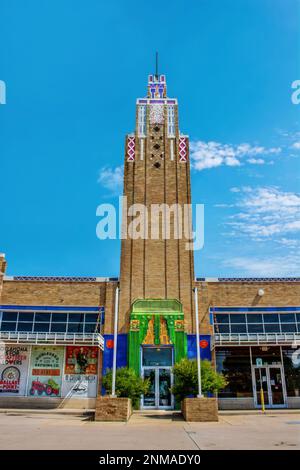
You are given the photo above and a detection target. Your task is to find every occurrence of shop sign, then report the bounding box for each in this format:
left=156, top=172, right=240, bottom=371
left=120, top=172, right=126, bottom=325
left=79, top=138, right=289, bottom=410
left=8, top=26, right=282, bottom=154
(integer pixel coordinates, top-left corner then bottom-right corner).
left=62, top=374, right=97, bottom=398
left=65, top=346, right=98, bottom=375
left=28, top=346, right=64, bottom=397
left=0, top=344, right=30, bottom=396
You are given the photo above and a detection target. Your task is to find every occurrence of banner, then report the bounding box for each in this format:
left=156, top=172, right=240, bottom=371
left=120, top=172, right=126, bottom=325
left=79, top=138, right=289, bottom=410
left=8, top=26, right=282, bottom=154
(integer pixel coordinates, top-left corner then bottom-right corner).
left=65, top=346, right=98, bottom=375
left=62, top=374, right=97, bottom=398
left=0, top=344, right=30, bottom=396
left=28, top=346, right=64, bottom=397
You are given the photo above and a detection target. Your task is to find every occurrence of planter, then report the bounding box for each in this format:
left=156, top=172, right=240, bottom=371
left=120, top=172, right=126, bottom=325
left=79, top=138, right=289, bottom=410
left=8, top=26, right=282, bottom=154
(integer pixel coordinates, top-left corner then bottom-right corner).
left=181, top=397, right=218, bottom=422
left=95, top=396, right=132, bottom=422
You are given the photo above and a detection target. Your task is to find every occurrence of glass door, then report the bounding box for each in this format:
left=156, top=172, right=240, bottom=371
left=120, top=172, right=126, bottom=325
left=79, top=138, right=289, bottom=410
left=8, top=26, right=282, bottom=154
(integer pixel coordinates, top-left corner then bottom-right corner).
left=158, top=368, right=172, bottom=407
left=143, top=369, right=156, bottom=407
left=269, top=366, right=285, bottom=406
left=141, top=346, right=173, bottom=409
left=253, top=366, right=269, bottom=407
left=252, top=365, right=286, bottom=408
left=142, top=367, right=173, bottom=409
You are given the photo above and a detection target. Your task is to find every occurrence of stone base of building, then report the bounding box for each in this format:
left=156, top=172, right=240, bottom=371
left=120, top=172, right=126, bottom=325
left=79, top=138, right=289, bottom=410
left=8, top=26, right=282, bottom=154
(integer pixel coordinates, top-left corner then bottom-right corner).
left=95, top=396, right=132, bottom=422
left=181, top=397, right=218, bottom=422
left=0, top=397, right=96, bottom=410
left=218, top=398, right=255, bottom=410
left=218, top=397, right=300, bottom=410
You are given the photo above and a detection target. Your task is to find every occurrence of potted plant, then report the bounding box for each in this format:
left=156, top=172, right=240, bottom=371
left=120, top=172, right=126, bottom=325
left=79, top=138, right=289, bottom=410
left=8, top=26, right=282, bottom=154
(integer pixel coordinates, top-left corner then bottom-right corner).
left=172, top=358, right=227, bottom=421
left=102, top=367, right=150, bottom=409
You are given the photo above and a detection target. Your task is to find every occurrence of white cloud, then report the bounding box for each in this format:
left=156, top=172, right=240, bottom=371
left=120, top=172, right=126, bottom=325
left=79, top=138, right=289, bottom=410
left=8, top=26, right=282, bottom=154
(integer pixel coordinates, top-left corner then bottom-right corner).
left=97, top=166, right=123, bottom=195
left=222, top=254, right=300, bottom=276
left=292, top=141, right=300, bottom=150
left=225, top=186, right=300, bottom=240
left=247, top=158, right=265, bottom=164
left=190, top=140, right=281, bottom=171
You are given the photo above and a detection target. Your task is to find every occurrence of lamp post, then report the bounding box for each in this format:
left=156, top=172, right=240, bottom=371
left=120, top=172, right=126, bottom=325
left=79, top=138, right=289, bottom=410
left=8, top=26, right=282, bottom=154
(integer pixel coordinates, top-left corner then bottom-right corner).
left=111, top=286, right=119, bottom=397
left=194, top=286, right=203, bottom=397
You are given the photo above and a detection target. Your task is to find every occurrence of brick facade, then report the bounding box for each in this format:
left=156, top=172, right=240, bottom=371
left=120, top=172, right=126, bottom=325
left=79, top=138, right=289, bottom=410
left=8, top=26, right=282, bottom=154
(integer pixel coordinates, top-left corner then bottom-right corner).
left=195, top=280, right=300, bottom=335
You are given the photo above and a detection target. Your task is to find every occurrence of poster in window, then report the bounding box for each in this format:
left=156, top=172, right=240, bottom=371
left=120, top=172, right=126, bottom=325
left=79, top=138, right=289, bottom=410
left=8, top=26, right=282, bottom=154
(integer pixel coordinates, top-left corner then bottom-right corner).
left=0, top=344, right=30, bottom=396
left=64, top=346, right=98, bottom=375
left=27, top=346, right=64, bottom=397
left=62, top=374, right=97, bottom=398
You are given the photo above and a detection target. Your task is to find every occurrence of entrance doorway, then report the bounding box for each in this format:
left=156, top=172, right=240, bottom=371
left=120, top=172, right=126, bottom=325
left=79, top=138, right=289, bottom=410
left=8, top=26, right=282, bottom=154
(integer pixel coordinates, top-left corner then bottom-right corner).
left=252, top=365, right=286, bottom=408
left=141, top=346, right=174, bottom=409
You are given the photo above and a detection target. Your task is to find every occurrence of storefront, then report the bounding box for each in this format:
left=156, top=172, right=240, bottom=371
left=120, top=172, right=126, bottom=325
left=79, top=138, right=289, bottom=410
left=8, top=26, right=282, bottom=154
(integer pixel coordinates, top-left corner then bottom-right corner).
left=212, top=306, right=300, bottom=409
left=0, top=305, right=104, bottom=405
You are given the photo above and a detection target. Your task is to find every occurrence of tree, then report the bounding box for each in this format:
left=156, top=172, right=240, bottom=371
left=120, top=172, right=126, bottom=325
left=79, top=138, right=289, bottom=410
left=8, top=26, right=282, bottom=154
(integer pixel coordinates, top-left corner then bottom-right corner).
left=102, top=367, right=150, bottom=408
left=171, top=358, right=227, bottom=402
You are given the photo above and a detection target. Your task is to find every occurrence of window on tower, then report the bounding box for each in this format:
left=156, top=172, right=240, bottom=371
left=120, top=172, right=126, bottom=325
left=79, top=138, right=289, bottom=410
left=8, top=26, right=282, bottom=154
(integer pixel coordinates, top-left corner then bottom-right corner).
left=167, top=105, right=175, bottom=137
left=138, top=105, right=146, bottom=137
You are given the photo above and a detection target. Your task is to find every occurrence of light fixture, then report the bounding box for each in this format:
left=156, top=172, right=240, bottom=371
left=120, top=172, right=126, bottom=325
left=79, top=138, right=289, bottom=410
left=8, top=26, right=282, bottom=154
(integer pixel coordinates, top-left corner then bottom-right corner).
left=258, top=288, right=265, bottom=297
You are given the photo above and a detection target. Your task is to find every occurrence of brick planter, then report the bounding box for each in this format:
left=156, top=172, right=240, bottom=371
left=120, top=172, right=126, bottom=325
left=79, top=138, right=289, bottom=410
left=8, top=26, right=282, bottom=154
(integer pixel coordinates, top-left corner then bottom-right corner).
left=182, top=397, right=218, bottom=422
left=95, top=396, right=132, bottom=422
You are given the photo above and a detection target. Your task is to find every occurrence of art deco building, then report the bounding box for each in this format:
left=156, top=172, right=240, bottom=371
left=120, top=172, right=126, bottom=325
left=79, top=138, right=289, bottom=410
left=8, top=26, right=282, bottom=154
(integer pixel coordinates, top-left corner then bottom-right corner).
left=0, top=73, right=299, bottom=411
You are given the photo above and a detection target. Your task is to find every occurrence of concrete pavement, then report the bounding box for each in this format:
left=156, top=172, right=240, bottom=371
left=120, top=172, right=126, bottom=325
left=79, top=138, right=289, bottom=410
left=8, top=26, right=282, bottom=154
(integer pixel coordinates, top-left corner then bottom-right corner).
left=0, top=411, right=299, bottom=450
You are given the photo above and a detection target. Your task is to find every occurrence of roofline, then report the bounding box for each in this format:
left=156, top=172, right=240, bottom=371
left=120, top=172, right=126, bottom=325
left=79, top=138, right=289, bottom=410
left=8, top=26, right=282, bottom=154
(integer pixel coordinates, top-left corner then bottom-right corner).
left=3, top=276, right=119, bottom=283
left=196, top=277, right=300, bottom=283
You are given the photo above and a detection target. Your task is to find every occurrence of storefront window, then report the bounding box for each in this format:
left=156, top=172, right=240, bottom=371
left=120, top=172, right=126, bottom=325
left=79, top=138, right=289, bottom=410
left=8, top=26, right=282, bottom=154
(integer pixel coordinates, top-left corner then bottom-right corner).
left=17, top=322, right=33, bottom=332
left=1, top=321, right=16, bottom=331
left=50, top=323, right=67, bottom=333
left=247, top=314, right=262, bottom=323
left=0, top=310, right=100, bottom=334
left=214, top=312, right=299, bottom=334
left=216, top=347, right=253, bottom=398
left=251, top=346, right=281, bottom=365
left=282, top=348, right=300, bottom=397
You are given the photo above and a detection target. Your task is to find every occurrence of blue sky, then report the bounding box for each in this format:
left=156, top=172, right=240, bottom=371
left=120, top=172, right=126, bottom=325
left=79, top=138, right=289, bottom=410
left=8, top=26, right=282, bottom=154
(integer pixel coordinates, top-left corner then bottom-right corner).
left=0, top=0, right=300, bottom=278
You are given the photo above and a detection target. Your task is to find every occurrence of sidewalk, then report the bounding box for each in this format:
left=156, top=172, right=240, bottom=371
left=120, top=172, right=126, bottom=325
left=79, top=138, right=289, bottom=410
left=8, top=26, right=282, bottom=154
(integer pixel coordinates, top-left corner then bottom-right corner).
left=0, top=407, right=298, bottom=417
left=0, top=411, right=299, bottom=449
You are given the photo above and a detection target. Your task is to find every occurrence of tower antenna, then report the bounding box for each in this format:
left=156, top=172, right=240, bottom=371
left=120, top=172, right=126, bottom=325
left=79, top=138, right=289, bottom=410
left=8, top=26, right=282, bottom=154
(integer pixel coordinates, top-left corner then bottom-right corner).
left=155, top=52, right=158, bottom=78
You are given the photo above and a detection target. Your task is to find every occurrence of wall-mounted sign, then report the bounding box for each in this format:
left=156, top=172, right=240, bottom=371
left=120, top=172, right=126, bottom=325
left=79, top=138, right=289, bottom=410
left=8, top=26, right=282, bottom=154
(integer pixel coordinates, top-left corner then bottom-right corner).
left=65, top=346, right=98, bottom=375
left=0, top=344, right=30, bottom=396
left=28, top=346, right=64, bottom=397
left=62, top=374, right=97, bottom=398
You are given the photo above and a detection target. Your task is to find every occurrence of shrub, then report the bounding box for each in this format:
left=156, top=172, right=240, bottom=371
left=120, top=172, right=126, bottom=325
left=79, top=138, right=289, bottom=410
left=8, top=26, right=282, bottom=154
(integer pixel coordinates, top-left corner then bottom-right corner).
left=102, top=367, right=150, bottom=409
left=171, top=358, right=227, bottom=402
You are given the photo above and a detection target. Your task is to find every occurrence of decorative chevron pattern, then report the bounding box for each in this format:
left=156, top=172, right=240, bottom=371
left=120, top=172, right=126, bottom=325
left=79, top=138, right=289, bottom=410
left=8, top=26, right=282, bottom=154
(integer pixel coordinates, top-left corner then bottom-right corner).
left=127, top=136, right=135, bottom=161
left=178, top=136, right=188, bottom=162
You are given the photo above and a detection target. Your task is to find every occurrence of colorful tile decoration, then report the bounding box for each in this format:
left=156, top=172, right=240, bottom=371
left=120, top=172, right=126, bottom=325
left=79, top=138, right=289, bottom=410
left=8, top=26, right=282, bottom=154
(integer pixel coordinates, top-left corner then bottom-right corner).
left=178, top=136, right=188, bottom=162
left=150, top=104, right=164, bottom=124
left=127, top=136, right=135, bottom=161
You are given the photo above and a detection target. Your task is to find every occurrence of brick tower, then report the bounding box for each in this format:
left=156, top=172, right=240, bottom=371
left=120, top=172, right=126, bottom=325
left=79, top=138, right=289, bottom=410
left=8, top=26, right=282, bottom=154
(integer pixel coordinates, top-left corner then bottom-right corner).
left=119, top=73, right=195, bottom=334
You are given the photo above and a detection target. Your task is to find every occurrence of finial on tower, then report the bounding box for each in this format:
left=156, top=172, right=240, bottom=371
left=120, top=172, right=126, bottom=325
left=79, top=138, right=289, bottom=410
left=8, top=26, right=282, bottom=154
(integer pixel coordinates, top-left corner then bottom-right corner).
left=147, top=54, right=166, bottom=98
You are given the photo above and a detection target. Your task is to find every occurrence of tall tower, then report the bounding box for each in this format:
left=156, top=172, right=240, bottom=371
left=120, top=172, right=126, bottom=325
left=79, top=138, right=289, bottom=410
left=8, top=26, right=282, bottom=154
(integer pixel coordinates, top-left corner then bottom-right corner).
left=119, top=72, right=195, bottom=333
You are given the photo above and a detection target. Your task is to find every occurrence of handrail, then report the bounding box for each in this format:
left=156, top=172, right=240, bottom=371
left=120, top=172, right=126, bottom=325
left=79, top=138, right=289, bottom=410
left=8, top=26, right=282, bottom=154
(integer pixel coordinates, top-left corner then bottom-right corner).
left=0, top=331, right=104, bottom=350
left=214, top=332, right=300, bottom=346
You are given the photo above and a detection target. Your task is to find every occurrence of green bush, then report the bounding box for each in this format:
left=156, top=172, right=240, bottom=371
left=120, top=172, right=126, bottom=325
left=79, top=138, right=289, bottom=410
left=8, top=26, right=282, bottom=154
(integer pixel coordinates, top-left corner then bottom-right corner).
left=171, top=358, right=227, bottom=402
left=102, top=367, right=150, bottom=409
